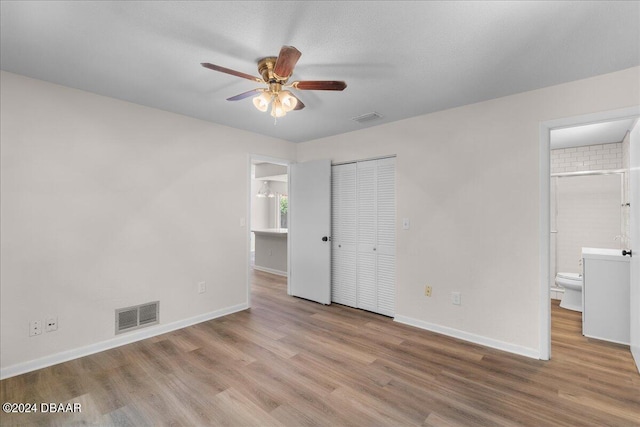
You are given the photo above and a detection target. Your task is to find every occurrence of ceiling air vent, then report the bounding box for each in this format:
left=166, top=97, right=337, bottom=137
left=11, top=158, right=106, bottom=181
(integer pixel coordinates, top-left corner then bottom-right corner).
left=116, top=301, right=159, bottom=334
left=351, top=112, right=383, bottom=124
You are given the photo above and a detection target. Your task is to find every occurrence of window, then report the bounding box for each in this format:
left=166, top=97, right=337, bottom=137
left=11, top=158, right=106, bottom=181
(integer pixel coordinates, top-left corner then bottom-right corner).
left=277, top=194, right=288, bottom=229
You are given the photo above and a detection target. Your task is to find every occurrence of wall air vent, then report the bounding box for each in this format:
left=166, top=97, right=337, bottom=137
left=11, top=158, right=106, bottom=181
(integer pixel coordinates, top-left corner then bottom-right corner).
left=116, top=301, right=159, bottom=334
left=351, top=112, right=383, bottom=124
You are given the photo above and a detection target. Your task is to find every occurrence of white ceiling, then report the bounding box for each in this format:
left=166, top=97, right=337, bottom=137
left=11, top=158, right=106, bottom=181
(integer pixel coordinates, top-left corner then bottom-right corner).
left=550, top=118, right=637, bottom=150
left=1, top=1, right=639, bottom=143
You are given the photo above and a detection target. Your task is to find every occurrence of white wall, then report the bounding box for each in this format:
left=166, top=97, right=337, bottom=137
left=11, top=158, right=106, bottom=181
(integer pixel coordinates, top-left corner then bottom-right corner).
left=251, top=179, right=287, bottom=231
left=251, top=177, right=270, bottom=231
left=0, top=71, right=295, bottom=376
left=297, top=67, right=640, bottom=357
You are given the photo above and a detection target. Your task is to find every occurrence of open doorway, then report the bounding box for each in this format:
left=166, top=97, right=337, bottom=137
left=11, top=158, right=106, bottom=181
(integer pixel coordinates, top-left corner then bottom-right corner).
left=247, top=155, right=290, bottom=306
left=539, top=107, right=640, bottom=360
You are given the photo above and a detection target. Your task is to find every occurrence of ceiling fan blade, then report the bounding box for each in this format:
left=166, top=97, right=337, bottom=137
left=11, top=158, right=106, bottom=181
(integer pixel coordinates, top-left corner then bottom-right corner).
left=293, top=95, right=305, bottom=111
left=226, top=88, right=264, bottom=101
left=273, top=46, right=302, bottom=79
left=291, top=80, right=347, bottom=91
left=201, top=62, right=263, bottom=83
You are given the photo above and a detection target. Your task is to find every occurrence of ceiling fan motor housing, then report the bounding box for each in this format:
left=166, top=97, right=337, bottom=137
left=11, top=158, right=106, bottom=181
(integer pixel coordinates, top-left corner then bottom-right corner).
left=258, top=57, right=287, bottom=83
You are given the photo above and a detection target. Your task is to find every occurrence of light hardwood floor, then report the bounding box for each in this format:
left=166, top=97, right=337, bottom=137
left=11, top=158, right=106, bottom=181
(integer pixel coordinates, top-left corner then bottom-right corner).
left=2, top=270, right=639, bottom=426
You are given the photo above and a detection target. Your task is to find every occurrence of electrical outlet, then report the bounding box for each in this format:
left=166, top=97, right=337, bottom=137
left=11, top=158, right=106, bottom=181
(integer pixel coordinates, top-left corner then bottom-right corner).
left=29, top=320, right=42, bottom=337
left=425, top=285, right=432, bottom=297
left=198, top=281, right=206, bottom=294
left=45, top=317, right=58, bottom=332
left=452, top=292, right=461, bottom=305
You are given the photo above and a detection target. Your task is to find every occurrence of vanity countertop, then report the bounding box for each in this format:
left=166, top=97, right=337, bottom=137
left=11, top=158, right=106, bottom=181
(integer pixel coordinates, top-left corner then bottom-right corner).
left=582, top=247, right=630, bottom=262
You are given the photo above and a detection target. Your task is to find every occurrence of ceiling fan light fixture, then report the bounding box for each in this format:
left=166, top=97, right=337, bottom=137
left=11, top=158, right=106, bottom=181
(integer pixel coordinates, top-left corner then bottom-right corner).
left=270, top=96, right=286, bottom=118
left=278, top=90, right=298, bottom=112
left=202, top=45, right=346, bottom=120
left=252, top=91, right=271, bottom=112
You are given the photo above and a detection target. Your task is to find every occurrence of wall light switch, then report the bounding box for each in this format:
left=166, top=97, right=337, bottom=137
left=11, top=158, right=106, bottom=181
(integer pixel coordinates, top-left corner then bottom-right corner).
left=402, top=218, right=410, bottom=230
left=198, top=281, right=206, bottom=294
left=452, top=292, right=461, bottom=305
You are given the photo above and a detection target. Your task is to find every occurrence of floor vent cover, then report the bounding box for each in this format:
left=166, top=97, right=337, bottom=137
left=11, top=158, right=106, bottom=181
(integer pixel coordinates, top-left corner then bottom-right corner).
left=116, top=301, right=159, bottom=334
left=351, top=112, right=383, bottom=124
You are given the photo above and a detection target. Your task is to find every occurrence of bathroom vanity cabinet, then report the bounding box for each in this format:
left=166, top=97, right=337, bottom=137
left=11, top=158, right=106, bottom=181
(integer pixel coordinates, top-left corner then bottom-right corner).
left=582, top=248, right=631, bottom=345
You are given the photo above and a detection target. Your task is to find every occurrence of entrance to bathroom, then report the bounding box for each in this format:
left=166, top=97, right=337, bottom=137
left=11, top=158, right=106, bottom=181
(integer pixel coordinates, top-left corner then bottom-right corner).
left=540, top=107, right=640, bottom=370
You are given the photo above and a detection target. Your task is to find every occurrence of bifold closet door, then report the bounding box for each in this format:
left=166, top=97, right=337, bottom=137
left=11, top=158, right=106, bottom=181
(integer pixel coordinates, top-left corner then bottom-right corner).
left=331, top=157, right=395, bottom=316
left=356, top=158, right=396, bottom=316
left=331, top=163, right=357, bottom=307
left=357, top=160, right=378, bottom=312
left=375, top=157, right=395, bottom=317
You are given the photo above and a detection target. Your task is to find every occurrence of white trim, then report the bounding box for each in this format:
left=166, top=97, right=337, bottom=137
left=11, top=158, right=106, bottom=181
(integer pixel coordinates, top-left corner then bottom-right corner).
left=539, top=122, right=551, bottom=360
left=246, top=155, right=252, bottom=309
left=0, top=303, right=248, bottom=380
left=584, top=333, right=629, bottom=347
left=332, top=154, right=397, bottom=166
left=252, top=266, right=288, bottom=277
left=539, top=106, right=640, bottom=362
left=394, top=315, right=540, bottom=360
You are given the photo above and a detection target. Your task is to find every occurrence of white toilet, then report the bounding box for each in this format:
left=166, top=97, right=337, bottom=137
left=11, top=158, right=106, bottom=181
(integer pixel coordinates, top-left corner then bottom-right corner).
left=555, top=272, right=583, bottom=312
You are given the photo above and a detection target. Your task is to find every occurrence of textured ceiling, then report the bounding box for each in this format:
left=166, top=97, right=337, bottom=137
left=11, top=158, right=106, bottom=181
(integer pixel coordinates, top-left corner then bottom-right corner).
left=1, top=1, right=639, bottom=143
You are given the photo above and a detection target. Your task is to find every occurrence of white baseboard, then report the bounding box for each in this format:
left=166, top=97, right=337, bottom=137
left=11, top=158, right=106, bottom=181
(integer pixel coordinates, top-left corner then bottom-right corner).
left=583, top=333, right=629, bottom=346
left=253, top=265, right=287, bottom=277
left=394, top=315, right=540, bottom=360
left=0, top=302, right=248, bottom=380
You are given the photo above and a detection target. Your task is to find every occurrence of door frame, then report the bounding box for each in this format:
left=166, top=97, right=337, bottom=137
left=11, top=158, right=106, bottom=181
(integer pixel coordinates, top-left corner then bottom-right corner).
left=246, top=154, right=291, bottom=308
left=538, top=106, right=640, bottom=360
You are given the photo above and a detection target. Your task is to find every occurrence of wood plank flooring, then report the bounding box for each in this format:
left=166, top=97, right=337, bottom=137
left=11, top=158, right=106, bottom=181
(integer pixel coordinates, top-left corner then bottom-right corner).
left=2, top=270, right=639, bottom=426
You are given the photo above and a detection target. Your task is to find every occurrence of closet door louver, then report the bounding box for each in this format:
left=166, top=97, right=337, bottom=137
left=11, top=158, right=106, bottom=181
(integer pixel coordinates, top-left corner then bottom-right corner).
left=357, top=160, right=378, bottom=312
left=375, top=157, right=395, bottom=316
left=331, top=163, right=357, bottom=307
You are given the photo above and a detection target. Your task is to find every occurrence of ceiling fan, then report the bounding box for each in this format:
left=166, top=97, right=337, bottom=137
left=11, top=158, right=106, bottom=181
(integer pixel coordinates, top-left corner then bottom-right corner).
left=201, top=46, right=347, bottom=119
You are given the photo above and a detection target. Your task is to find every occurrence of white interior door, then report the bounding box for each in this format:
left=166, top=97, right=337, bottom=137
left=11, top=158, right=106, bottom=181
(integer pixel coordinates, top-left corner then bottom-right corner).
left=289, top=159, right=331, bottom=304
left=629, top=120, right=640, bottom=372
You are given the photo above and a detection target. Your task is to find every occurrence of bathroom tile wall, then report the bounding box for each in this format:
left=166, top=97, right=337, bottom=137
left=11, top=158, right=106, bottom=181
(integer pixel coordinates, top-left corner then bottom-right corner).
left=622, top=131, right=631, bottom=247
left=551, top=142, right=622, bottom=174
left=555, top=173, right=622, bottom=275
